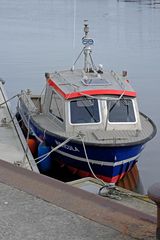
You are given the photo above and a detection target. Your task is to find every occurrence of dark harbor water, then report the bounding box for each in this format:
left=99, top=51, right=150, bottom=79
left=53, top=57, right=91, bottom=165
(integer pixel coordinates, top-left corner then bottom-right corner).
left=0, top=0, right=159, bottom=192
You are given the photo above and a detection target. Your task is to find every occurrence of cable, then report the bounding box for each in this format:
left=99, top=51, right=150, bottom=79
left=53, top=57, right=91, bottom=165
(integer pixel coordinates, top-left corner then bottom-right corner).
left=35, top=135, right=80, bottom=165
left=22, top=115, right=30, bottom=166
left=79, top=135, right=105, bottom=186
left=0, top=94, right=19, bottom=107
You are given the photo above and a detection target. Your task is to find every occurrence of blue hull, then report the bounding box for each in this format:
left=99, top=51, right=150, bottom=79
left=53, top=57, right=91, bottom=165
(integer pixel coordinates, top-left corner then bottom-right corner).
left=29, top=119, right=144, bottom=183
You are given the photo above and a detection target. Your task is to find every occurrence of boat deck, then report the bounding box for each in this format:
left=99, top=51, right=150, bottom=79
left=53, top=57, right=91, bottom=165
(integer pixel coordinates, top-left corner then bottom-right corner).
left=32, top=112, right=156, bottom=146
left=0, top=81, right=39, bottom=172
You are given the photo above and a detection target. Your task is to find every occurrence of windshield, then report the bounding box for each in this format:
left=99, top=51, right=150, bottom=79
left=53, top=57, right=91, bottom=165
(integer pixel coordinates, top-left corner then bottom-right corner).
left=107, top=99, right=136, bottom=123
left=70, top=98, right=100, bottom=124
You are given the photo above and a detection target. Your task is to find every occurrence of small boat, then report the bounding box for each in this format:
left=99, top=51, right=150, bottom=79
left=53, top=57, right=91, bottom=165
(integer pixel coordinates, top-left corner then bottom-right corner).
left=17, top=21, right=156, bottom=183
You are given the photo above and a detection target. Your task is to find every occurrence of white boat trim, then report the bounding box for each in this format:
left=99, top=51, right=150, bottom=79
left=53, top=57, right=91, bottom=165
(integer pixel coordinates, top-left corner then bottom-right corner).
left=54, top=148, right=141, bottom=167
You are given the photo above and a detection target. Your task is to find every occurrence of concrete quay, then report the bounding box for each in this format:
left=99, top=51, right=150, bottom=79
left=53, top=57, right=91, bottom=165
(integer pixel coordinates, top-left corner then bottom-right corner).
left=0, top=159, right=157, bottom=240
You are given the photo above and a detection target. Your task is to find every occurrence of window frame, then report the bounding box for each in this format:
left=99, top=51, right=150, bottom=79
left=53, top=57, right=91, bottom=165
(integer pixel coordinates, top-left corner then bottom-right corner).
left=107, top=98, right=137, bottom=124
left=68, top=97, right=102, bottom=125
left=49, top=90, right=64, bottom=123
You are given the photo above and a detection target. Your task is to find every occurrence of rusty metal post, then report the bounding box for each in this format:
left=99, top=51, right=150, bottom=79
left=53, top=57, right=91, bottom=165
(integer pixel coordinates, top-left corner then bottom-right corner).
left=148, top=183, right=160, bottom=239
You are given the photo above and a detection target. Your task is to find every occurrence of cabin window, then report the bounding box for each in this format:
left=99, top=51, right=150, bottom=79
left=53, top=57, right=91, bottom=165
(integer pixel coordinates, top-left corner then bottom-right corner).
left=107, top=99, right=136, bottom=123
left=70, top=98, right=100, bottom=124
left=49, top=91, right=64, bottom=122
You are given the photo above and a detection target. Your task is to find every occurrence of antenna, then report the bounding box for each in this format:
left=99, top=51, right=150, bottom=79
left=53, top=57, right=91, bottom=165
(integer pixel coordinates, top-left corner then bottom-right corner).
left=71, top=20, right=95, bottom=72
left=84, top=20, right=89, bottom=38
left=72, top=0, right=77, bottom=61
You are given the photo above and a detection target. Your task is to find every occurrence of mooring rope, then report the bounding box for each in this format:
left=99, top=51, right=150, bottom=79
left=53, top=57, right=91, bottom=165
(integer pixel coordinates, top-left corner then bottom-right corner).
left=0, top=93, right=19, bottom=107
left=79, top=134, right=106, bottom=186
left=35, top=135, right=80, bottom=165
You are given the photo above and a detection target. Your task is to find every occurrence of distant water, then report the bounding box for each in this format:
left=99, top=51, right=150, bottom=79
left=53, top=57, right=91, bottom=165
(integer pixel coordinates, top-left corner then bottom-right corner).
left=0, top=0, right=159, bottom=192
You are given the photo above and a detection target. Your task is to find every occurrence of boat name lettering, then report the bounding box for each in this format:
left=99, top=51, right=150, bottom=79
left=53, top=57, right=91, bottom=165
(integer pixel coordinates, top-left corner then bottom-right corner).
left=55, top=140, right=79, bottom=152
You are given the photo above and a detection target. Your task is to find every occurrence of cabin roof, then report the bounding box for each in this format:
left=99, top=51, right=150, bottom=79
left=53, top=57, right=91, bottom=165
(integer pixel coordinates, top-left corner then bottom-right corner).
left=47, top=69, right=136, bottom=99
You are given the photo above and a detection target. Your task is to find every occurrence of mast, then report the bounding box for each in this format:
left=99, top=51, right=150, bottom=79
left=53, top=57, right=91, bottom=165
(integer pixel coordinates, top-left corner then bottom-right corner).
left=82, top=20, right=94, bottom=73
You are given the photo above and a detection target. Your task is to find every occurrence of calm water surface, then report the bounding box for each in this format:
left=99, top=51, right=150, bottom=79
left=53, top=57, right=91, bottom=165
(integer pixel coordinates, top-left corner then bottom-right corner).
left=0, top=0, right=159, bottom=191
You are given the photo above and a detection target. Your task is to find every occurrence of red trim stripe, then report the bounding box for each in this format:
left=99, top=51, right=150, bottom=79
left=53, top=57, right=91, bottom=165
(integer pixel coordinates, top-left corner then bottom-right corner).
left=48, top=79, right=136, bottom=99
left=67, top=166, right=126, bottom=183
